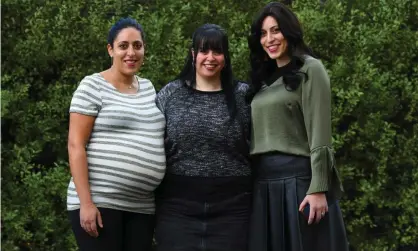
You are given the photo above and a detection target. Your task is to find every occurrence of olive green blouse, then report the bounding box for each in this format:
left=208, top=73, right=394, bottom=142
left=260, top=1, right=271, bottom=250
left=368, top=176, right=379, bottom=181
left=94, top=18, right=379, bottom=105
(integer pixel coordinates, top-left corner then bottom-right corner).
left=250, top=56, right=343, bottom=198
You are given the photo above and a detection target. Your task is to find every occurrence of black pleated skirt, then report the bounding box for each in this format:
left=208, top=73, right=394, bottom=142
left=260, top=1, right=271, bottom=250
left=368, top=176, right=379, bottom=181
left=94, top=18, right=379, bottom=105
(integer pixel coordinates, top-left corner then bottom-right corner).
left=248, top=153, right=349, bottom=251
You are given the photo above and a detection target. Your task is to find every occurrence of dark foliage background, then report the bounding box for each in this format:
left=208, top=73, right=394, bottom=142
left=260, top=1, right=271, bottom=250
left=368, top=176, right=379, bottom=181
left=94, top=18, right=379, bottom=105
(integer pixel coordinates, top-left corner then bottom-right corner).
left=1, top=0, right=417, bottom=250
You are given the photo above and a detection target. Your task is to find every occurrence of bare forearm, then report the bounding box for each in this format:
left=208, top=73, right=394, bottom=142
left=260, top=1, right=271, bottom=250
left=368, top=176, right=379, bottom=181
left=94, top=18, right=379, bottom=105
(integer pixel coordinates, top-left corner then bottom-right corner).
left=69, top=146, right=93, bottom=206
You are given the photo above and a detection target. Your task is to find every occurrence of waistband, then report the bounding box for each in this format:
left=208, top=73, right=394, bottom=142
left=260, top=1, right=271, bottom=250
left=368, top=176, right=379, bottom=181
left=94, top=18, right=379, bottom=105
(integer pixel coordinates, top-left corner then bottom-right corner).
left=156, top=173, right=252, bottom=203
left=252, top=152, right=311, bottom=180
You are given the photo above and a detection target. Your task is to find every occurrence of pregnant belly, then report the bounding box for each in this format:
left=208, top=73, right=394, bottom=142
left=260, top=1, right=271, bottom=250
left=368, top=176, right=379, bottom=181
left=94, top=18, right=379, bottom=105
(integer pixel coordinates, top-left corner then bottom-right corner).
left=87, top=158, right=165, bottom=194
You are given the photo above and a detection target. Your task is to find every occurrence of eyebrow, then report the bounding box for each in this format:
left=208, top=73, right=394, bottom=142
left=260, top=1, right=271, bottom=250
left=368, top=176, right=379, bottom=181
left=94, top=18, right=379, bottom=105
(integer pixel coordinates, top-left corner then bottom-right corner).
left=261, top=25, right=279, bottom=31
left=117, top=40, right=142, bottom=44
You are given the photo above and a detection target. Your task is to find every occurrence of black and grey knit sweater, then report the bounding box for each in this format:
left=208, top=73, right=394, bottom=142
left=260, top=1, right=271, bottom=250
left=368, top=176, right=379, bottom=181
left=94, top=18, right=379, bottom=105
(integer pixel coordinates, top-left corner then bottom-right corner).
left=156, top=79, right=251, bottom=179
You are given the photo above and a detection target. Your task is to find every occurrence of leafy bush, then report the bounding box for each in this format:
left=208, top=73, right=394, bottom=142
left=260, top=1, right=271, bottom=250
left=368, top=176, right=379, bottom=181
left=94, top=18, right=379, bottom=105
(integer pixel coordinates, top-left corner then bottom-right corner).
left=1, top=0, right=417, bottom=250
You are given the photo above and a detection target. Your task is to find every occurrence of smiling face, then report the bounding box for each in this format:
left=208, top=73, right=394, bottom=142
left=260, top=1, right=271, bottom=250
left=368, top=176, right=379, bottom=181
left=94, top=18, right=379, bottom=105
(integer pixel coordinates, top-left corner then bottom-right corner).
left=194, top=48, right=225, bottom=80
left=107, top=27, right=144, bottom=76
left=260, top=16, right=290, bottom=66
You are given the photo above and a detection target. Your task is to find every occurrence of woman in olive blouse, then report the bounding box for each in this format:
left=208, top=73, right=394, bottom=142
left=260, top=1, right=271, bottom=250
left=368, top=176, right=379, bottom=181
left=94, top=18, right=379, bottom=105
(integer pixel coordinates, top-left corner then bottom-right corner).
left=247, top=2, right=349, bottom=251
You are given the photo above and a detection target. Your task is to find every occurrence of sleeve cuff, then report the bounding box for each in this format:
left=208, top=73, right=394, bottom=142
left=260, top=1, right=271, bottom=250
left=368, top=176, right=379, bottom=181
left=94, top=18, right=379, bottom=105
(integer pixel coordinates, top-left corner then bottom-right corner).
left=307, top=146, right=337, bottom=195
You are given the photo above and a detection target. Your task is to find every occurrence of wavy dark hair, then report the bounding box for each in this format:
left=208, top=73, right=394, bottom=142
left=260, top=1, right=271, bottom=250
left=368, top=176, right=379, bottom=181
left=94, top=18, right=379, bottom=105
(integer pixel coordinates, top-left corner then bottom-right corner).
left=248, top=2, right=314, bottom=93
left=177, top=23, right=237, bottom=118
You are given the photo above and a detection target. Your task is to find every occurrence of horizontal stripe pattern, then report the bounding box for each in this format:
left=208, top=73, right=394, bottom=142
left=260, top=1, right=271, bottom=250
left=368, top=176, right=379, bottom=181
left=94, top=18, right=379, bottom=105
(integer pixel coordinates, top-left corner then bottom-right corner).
left=67, top=73, right=166, bottom=214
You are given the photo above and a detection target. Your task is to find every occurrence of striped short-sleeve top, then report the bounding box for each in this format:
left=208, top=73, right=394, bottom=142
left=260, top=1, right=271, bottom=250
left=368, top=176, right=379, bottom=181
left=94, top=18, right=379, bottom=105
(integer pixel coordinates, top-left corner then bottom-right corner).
left=67, top=73, right=166, bottom=214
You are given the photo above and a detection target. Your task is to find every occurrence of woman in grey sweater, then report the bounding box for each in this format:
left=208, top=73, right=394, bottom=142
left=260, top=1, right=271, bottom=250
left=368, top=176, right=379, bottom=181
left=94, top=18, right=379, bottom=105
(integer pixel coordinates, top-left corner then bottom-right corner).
left=154, top=24, right=252, bottom=251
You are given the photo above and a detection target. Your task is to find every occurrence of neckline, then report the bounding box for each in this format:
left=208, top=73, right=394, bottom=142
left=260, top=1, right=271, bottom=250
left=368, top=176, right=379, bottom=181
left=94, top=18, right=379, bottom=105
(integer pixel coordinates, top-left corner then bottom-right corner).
left=96, top=73, right=140, bottom=96
left=183, top=80, right=224, bottom=94
left=277, top=60, right=295, bottom=72
left=264, top=59, right=300, bottom=87
left=191, top=87, right=224, bottom=94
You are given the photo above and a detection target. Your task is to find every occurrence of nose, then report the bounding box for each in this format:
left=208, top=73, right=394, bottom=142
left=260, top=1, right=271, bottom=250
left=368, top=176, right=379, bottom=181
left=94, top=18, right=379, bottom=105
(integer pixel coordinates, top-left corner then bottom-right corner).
left=207, top=51, right=215, bottom=60
left=127, top=45, right=135, bottom=55
left=266, top=32, right=274, bottom=43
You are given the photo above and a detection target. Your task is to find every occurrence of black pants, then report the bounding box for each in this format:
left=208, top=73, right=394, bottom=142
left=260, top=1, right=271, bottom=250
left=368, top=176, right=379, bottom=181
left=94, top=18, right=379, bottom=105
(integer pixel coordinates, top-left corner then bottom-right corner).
left=69, top=208, right=155, bottom=251
left=155, top=192, right=251, bottom=251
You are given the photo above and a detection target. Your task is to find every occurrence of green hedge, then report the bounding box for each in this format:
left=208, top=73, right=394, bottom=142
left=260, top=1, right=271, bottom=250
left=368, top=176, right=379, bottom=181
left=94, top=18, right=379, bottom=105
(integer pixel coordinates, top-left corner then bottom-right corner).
left=2, top=0, right=417, bottom=250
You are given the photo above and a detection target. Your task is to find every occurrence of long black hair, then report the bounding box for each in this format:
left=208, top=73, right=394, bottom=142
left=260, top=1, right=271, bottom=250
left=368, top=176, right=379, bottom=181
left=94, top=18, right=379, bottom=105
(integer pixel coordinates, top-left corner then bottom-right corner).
left=248, top=2, right=314, bottom=93
left=177, top=24, right=237, bottom=118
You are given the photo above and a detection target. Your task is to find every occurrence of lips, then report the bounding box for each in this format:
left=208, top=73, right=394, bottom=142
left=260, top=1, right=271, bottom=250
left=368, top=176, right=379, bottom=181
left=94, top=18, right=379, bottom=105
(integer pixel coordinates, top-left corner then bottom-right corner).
left=124, top=59, right=138, bottom=67
left=267, top=44, right=280, bottom=53
left=203, top=64, right=218, bottom=70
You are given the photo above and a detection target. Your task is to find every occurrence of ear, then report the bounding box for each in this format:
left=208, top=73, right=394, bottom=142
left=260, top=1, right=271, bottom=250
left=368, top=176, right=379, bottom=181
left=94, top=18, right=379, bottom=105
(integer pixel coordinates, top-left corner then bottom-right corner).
left=191, top=48, right=195, bottom=59
left=107, top=44, right=113, bottom=58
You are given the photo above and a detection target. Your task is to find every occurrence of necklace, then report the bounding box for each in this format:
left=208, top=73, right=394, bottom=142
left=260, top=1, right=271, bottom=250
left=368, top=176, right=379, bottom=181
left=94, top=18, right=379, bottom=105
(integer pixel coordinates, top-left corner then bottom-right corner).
left=128, top=80, right=136, bottom=89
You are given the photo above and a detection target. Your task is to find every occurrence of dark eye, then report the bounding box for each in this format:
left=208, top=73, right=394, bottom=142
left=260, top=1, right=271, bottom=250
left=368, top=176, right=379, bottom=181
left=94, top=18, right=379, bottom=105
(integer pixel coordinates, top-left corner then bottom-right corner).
left=272, top=27, right=280, bottom=34
left=212, top=50, right=222, bottom=56
left=119, top=44, right=128, bottom=49
left=260, top=30, right=267, bottom=37
left=199, top=48, right=209, bottom=54
left=134, top=43, right=143, bottom=50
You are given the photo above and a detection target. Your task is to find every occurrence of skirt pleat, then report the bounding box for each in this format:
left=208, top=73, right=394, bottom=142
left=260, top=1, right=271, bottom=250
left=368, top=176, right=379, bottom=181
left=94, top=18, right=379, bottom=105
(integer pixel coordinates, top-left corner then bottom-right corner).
left=267, top=180, right=285, bottom=251
left=249, top=153, right=349, bottom=251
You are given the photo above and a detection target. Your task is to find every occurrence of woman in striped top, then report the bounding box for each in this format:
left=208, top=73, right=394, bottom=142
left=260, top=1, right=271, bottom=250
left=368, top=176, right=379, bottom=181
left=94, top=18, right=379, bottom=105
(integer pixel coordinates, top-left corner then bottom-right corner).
left=67, top=18, right=165, bottom=251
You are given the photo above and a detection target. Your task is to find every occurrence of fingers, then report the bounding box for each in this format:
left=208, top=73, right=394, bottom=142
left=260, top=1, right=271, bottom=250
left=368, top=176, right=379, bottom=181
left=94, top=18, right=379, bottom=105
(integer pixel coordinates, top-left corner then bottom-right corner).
left=308, top=209, right=316, bottom=225
left=299, top=198, right=308, bottom=212
left=315, top=209, right=323, bottom=224
left=303, top=193, right=329, bottom=224
left=97, top=211, right=104, bottom=228
left=305, top=203, right=327, bottom=225
left=82, top=219, right=98, bottom=237
left=306, top=208, right=324, bottom=225
left=89, top=220, right=99, bottom=237
left=318, top=203, right=329, bottom=223
left=313, top=206, right=328, bottom=224
left=80, top=216, right=99, bottom=237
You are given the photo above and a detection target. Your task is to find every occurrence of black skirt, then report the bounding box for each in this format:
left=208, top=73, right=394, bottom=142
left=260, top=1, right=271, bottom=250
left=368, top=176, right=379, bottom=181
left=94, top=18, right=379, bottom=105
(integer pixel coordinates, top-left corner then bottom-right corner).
left=155, top=174, right=252, bottom=251
left=248, top=153, right=349, bottom=251
left=155, top=192, right=251, bottom=251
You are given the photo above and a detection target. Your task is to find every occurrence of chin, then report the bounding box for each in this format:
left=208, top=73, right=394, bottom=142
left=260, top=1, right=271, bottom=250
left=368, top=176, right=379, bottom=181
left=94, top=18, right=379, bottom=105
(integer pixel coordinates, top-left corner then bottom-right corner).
left=267, top=53, right=281, bottom=60
left=124, top=68, right=140, bottom=75
left=204, top=73, right=221, bottom=78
